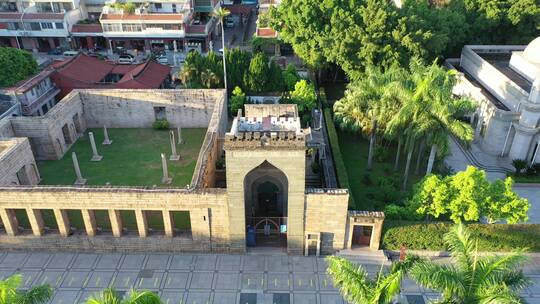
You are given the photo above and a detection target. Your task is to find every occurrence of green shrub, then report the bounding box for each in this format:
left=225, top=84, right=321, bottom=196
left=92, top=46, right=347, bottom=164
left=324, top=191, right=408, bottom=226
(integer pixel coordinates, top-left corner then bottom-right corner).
left=512, top=159, right=527, bottom=175
left=382, top=221, right=540, bottom=252
left=152, top=119, right=169, bottom=130
left=323, top=108, right=354, bottom=207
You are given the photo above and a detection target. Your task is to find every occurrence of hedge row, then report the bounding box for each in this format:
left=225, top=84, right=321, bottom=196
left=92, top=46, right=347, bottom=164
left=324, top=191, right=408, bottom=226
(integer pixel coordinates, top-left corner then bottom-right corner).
left=382, top=221, right=540, bottom=252
left=323, top=107, right=355, bottom=207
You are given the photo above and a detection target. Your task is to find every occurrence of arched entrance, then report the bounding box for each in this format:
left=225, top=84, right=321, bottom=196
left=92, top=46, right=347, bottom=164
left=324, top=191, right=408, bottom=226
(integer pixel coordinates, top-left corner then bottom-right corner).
left=244, top=161, right=288, bottom=247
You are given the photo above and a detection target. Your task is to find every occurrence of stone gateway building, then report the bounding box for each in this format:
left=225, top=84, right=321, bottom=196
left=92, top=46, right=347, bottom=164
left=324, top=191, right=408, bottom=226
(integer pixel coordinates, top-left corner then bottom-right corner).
left=0, top=89, right=383, bottom=255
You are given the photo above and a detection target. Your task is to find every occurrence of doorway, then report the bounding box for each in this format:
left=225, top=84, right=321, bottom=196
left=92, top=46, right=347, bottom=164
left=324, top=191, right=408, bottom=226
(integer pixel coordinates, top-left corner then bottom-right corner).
left=351, top=225, right=372, bottom=248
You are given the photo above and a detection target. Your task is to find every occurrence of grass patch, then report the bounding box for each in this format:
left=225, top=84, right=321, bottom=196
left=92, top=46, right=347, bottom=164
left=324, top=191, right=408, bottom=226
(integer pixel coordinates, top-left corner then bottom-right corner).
left=336, top=131, right=423, bottom=210
left=382, top=221, right=540, bottom=252
left=38, top=128, right=206, bottom=187
left=511, top=174, right=540, bottom=183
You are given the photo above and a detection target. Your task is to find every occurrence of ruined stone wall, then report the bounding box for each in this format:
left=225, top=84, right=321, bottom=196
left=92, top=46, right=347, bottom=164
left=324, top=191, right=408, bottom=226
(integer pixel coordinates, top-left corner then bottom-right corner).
left=305, top=189, right=349, bottom=254
left=0, top=119, right=14, bottom=138
left=0, top=138, right=40, bottom=186
left=0, top=187, right=233, bottom=252
left=80, top=89, right=225, bottom=129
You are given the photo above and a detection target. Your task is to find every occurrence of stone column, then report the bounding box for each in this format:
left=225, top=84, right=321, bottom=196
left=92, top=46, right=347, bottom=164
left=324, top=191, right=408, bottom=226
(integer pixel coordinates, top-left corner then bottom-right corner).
left=161, top=153, right=172, bottom=184
left=135, top=210, right=148, bottom=237
left=102, top=126, right=113, bottom=145
left=163, top=210, right=174, bottom=237
left=0, top=209, right=18, bottom=236
left=108, top=209, right=122, bottom=237
left=170, top=131, right=180, bottom=161
left=89, top=132, right=103, bottom=161
left=54, top=209, right=71, bottom=237
left=26, top=208, right=45, bottom=236
left=81, top=209, right=97, bottom=236
left=72, top=152, right=87, bottom=185
left=177, top=127, right=183, bottom=144
left=370, top=220, right=384, bottom=250
left=190, top=208, right=210, bottom=243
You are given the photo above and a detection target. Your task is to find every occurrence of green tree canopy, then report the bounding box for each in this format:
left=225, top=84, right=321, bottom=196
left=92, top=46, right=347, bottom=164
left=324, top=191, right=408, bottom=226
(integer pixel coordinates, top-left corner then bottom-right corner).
left=179, top=51, right=223, bottom=89
left=289, top=79, right=316, bottom=113
left=229, top=86, right=246, bottom=115
left=0, top=274, right=52, bottom=304
left=85, top=288, right=162, bottom=304
left=408, top=166, right=530, bottom=223
left=244, top=52, right=270, bottom=93
left=225, top=48, right=251, bottom=92
left=0, top=47, right=38, bottom=88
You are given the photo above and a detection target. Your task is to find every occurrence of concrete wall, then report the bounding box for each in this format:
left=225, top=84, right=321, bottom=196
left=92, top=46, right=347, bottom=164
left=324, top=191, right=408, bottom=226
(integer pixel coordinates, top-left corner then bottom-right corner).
left=80, top=90, right=225, bottom=129
left=244, top=104, right=298, bottom=118
left=305, top=189, right=349, bottom=254
left=0, top=119, right=15, bottom=138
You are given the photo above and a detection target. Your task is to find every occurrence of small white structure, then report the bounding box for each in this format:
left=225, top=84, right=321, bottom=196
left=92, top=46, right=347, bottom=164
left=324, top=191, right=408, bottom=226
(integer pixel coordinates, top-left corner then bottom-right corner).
left=447, top=36, right=540, bottom=164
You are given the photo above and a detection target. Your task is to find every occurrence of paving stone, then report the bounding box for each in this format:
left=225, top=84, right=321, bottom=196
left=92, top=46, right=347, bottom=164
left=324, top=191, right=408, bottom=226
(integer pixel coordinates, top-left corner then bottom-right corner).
left=50, top=290, right=80, bottom=304
left=145, top=254, right=170, bottom=270
left=212, top=292, right=238, bottom=304
left=23, top=253, right=51, bottom=268
left=213, top=272, right=240, bottom=290
left=37, top=270, right=65, bottom=288
left=315, top=258, right=328, bottom=273
left=293, top=292, right=316, bottom=304
left=47, top=253, right=75, bottom=269
left=292, top=273, right=318, bottom=291
left=291, top=256, right=315, bottom=272
left=267, top=256, right=290, bottom=272
left=217, top=255, right=241, bottom=271
left=160, top=291, right=184, bottom=304
left=13, top=269, right=39, bottom=288
left=170, top=255, right=194, bottom=270
left=112, top=271, right=139, bottom=290
left=185, top=291, right=211, bottom=304
left=163, top=272, right=190, bottom=290
left=0, top=253, right=27, bottom=268
left=243, top=256, right=266, bottom=271
left=61, top=271, right=90, bottom=288
left=319, top=293, right=344, bottom=304
left=318, top=274, right=338, bottom=291
left=85, top=271, right=116, bottom=289
left=266, top=273, right=290, bottom=291
left=241, top=272, right=265, bottom=290
left=72, top=254, right=98, bottom=269
left=194, top=255, right=217, bottom=270
left=190, top=271, right=214, bottom=289
left=137, top=271, right=164, bottom=290
left=95, top=254, right=122, bottom=270
left=120, top=254, right=146, bottom=270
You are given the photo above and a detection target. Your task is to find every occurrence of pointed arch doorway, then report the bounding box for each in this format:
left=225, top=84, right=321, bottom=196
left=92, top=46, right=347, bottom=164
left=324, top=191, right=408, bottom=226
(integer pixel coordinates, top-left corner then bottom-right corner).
left=244, top=161, right=288, bottom=247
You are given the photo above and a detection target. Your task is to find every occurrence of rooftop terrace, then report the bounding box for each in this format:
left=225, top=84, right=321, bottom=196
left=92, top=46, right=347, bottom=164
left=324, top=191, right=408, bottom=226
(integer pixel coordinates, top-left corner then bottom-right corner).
left=479, top=53, right=533, bottom=92
left=38, top=128, right=206, bottom=187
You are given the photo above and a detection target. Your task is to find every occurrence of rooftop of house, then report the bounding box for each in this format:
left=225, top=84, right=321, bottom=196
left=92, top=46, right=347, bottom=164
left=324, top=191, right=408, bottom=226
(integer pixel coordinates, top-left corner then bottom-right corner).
left=38, top=128, right=207, bottom=187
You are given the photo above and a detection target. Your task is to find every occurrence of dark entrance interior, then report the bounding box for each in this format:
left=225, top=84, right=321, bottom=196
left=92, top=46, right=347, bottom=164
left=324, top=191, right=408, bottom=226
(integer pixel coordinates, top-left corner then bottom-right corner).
left=352, top=225, right=372, bottom=248
left=244, top=161, right=288, bottom=247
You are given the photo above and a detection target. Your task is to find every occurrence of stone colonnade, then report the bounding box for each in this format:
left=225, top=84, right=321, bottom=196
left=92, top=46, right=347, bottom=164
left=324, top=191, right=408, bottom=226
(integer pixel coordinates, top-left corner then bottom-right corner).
left=0, top=207, right=208, bottom=239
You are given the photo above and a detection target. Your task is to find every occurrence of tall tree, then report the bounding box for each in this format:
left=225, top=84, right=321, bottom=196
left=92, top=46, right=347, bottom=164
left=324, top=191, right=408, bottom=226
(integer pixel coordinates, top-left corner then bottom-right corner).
left=225, top=48, right=251, bottom=92
left=410, top=224, right=530, bottom=303
left=0, top=274, right=52, bottom=304
left=327, top=255, right=417, bottom=304
left=334, top=65, right=403, bottom=170
left=244, top=52, right=270, bottom=93
left=85, top=288, right=162, bottom=304
left=0, top=47, right=38, bottom=87
left=212, top=8, right=230, bottom=91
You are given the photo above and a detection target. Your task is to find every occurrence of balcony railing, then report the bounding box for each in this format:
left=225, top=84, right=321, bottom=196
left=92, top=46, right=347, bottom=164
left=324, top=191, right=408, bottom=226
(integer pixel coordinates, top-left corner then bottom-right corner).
left=185, top=19, right=214, bottom=35
left=20, top=85, right=60, bottom=116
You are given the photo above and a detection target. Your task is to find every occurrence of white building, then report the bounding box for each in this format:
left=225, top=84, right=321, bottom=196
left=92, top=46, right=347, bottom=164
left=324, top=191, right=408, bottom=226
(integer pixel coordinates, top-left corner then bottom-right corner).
left=447, top=37, right=540, bottom=164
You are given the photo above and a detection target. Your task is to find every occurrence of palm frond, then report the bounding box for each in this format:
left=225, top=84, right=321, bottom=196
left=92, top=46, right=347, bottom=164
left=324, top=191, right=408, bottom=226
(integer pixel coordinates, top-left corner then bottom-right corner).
left=18, top=284, right=53, bottom=304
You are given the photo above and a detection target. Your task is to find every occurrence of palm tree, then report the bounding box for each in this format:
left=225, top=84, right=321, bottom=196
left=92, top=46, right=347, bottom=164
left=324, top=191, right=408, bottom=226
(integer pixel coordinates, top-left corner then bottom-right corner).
left=178, top=65, right=197, bottom=88
left=327, top=255, right=417, bottom=304
left=85, top=288, right=163, bottom=304
left=200, top=69, right=220, bottom=88
left=212, top=7, right=230, bottom=91
left=0, top=274, right=52, bottom=304
left=410, top=224, right=530, bottom=303
left=333, top=65, right=403, bottom=170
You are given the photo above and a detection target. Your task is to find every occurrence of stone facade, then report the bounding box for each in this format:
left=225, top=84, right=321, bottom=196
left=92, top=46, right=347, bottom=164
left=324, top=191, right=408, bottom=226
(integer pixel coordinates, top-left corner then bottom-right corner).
left=0, top=91, right=377, bottom=254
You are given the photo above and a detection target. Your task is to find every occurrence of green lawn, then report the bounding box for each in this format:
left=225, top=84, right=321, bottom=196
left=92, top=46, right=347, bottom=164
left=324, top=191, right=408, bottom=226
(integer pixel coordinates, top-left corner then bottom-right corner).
left=38, top=128, right=207, bottom=187
left=337, top=130, right=423, bottom=211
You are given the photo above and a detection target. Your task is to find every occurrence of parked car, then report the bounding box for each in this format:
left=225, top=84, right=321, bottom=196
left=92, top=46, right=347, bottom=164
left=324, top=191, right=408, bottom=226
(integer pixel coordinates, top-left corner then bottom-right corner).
left=118, top=54, right=135, bottom=64
left=62, top=50, right=79, bottom=57
left=47, top=47, right=63, bottom=55
left=157, top=54, right=169, bottom=65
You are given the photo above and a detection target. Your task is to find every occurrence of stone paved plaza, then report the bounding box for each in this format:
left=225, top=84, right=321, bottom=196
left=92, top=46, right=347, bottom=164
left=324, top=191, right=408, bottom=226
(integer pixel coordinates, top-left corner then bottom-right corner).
left=0, top=251, right=539, bottom=304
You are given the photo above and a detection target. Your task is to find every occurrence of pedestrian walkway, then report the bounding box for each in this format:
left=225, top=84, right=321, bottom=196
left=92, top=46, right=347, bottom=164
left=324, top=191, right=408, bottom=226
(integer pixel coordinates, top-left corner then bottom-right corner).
left=1, top=251, right=540, bottom=303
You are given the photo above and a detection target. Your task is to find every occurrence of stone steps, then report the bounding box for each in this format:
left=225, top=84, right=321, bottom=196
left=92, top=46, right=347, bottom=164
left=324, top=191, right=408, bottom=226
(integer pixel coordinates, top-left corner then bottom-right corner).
left=451, top=136, right=514, bottom=174
left=336, top=248, right=391, bottom=265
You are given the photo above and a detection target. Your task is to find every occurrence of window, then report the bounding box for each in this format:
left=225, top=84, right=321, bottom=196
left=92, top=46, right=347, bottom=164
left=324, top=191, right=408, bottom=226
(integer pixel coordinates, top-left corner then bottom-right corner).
left=122, top=23, right=142, bottom=32
left=7, top=22, right=21, bottom=30
left=41, top=22, right=53, bottom=29
left=103, top=23, right=121, bottom=32
left=55, top=22, right=64, bottom=29
left=154, top=3, right=162, bottom=9
left=24, top=22, right=41, bottom=31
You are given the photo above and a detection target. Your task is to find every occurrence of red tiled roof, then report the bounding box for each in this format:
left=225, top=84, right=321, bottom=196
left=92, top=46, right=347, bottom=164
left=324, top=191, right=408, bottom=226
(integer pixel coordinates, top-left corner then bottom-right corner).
left=101, top=13, right=184, bottom=21
left=0, top=12, right=64, bottom=20
left=71, top=23, right=102, bottom=33
left=49, top=54, right=170, bottom=97
left=256, top=27, right=277, bottom=37
left=223, top=4, right=253, bottom=15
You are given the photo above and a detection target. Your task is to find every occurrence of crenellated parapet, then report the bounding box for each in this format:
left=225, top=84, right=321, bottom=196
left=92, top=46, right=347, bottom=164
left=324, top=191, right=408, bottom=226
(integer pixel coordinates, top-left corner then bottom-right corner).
left=224, top=130, right=306, bottom=150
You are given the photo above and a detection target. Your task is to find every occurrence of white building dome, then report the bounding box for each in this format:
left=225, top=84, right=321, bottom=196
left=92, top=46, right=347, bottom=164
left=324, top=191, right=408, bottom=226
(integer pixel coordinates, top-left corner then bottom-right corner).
left=523, top=37, right=540, bottom=64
